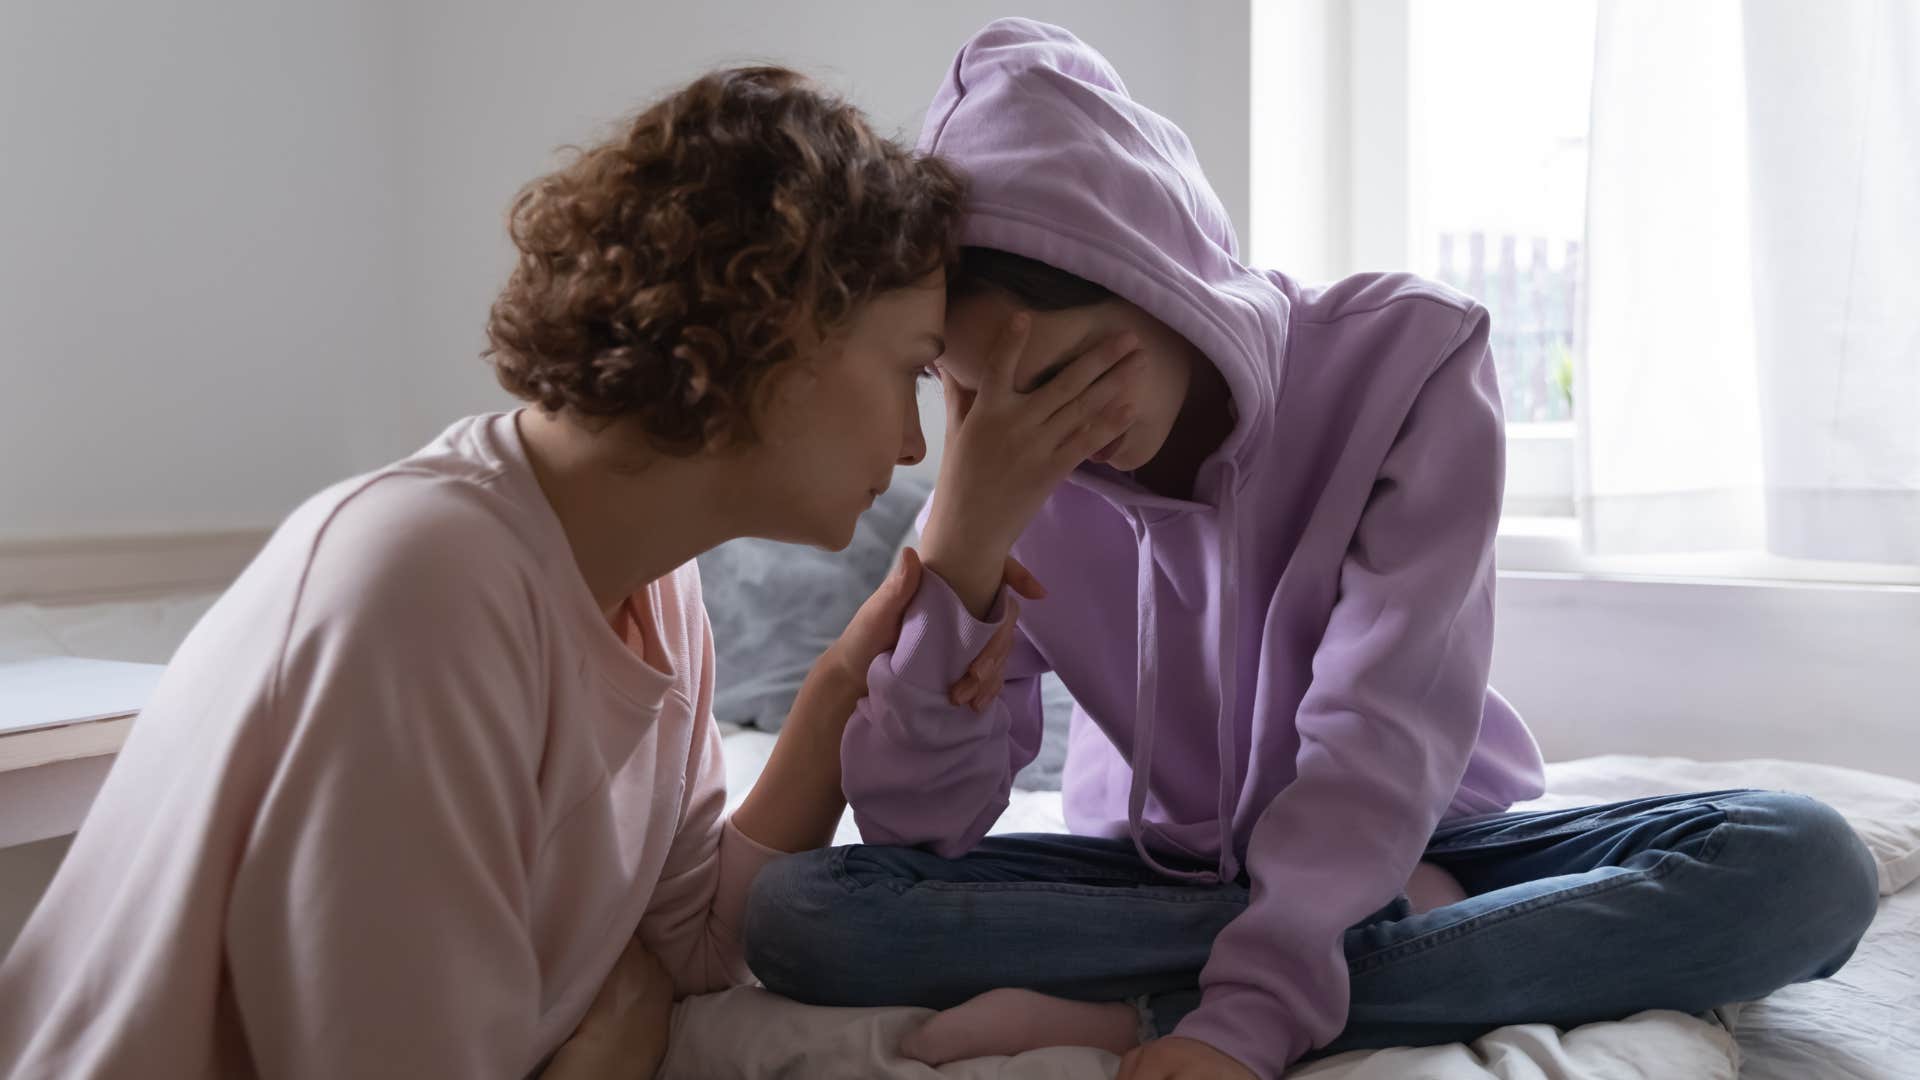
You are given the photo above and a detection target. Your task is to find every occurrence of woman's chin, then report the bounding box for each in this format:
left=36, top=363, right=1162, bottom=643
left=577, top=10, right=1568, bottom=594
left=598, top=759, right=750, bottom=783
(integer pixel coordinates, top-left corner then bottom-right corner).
left=816, top=507, right=863, bottom=552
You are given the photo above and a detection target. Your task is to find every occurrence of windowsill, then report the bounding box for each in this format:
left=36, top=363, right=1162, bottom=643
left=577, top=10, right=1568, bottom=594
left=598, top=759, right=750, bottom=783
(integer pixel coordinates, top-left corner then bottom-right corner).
left=1497, top=515, right=1920, bottom=589
left=1503, top=422, right=1576, bottom=519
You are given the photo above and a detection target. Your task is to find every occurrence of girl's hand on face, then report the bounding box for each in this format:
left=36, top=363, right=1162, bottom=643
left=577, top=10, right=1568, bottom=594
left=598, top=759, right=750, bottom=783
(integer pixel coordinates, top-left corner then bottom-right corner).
left=824, top=547, right=1046, bottom=706
left=1115, top=1037, right=1258, bottom=1080
left=920, top=313, right=1142, bottom=616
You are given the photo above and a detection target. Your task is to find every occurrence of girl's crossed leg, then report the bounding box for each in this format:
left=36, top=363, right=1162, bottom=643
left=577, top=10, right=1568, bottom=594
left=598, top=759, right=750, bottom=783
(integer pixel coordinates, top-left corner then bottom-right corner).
left=743, top=790, right=1878, bottom=1062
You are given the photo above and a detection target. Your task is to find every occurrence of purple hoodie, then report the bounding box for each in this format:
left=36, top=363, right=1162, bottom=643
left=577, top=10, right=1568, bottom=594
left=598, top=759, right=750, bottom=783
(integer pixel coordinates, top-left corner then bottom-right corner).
left=841, top=19, right=1546, bottom=1078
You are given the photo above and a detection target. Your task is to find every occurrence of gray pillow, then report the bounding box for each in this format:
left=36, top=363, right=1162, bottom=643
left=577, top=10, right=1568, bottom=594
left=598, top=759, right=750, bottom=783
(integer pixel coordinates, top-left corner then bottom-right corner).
left=698, top=477, right=931, bottom=730
left=1013, top=672, right=1077, bottom=792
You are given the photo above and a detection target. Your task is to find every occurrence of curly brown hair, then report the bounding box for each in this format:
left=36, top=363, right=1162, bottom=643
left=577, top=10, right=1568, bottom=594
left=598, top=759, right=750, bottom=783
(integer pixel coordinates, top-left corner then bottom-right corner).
left=486, top=66, right=966, bottom=453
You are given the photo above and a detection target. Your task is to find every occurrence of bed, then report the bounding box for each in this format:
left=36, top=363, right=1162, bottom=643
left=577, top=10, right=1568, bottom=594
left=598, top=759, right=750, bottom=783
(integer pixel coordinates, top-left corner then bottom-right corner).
left=2, top=497, right=1913, bottom=1076
left=685, top=487, right=1920, bottom=1079
left=677, top=733, right=1920, bottom=1080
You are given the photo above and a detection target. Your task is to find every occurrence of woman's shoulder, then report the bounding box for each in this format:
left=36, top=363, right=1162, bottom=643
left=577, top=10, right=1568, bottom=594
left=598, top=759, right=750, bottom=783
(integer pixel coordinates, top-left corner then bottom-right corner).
left=268, top=468, right=550, bottom=638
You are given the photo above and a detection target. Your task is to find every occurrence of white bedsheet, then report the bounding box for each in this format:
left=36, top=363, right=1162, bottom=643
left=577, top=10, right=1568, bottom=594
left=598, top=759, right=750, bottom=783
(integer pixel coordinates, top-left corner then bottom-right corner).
left=1729, top=886, right=1920, bottom=1080
left=662, top=991, right=1736, bottom=1080
left=698, top=735, right=1920, bottom=1079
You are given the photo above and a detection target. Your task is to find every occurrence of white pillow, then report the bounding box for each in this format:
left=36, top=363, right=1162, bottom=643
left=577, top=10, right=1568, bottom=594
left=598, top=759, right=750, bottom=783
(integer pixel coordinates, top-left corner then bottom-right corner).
left=1520, top=755, right=1920, bottom=896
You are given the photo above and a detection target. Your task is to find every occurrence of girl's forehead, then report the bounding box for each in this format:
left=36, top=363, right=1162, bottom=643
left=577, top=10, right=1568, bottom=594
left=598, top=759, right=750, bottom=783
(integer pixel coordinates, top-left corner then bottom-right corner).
left=944, top=296, right=1115, bottom=389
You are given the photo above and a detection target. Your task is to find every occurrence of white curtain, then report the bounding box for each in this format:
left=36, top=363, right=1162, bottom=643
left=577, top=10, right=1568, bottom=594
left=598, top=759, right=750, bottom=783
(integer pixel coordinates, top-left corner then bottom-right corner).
left=1579, top=0, right=1920, bottom=566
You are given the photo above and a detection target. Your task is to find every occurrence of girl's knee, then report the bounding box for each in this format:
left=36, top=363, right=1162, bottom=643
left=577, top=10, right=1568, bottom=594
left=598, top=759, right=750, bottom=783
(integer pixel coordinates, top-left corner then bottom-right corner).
left=742, top=849, right=847, bottom=995
left=1728, top=792, right=1879, bottom=969
left=744, top=846, right=921, bottom=1004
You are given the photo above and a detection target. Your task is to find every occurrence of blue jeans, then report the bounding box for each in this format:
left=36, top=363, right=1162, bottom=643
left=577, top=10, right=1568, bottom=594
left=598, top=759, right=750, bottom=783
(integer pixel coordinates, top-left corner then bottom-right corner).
left=743, top=790, right=1878, bottom=1055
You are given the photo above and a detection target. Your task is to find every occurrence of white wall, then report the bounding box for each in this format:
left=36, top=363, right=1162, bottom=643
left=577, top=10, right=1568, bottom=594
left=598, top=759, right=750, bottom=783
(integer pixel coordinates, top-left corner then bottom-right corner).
left=0, top=1, right=1252, bottom=537
left=1490, top=573, right=1920, bottom=783
left=1, top=0, right=408, bottom=538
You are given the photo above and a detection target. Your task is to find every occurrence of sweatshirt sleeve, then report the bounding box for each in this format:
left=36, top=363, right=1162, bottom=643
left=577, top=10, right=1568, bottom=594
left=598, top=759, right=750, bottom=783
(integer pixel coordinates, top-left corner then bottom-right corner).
left=636, top=609, right=783, bottom=996
left=840, top=568, right=1050, bottom=857
left=223, top=489, right=553, bottom=1079
left=1172, top=310, right=1505, bottom=1079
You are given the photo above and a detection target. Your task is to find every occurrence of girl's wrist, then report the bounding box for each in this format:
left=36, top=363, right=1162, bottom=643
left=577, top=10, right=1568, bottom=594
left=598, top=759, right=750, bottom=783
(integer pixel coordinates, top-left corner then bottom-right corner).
left=919, top=550, right=1004, bottom=620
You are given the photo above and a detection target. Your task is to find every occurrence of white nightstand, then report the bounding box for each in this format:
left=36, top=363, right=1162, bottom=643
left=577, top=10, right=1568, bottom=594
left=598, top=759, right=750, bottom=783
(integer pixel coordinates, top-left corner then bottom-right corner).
left=0, top=657, right=162, bottom=847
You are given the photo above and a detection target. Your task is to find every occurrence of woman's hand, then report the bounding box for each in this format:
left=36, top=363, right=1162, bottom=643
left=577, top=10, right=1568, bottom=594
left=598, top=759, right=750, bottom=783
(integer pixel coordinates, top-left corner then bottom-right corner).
left=736, top=546, right=1048, bottom=854
left=920, top=313, right=1142, bottom=618
left=822, top=546, right=1047, bottom=712
left=539, top=937, right=675, bottom=1080
left=1116, top=1036, right=1258, bottom=1080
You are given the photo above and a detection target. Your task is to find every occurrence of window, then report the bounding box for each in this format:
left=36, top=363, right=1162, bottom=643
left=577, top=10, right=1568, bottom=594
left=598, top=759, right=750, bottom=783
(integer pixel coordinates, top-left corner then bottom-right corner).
left=1408, top=0, right=1596, bottom=428
left=1253, top=0, right=1919, bottom=580
left=1251, top=0, right=1597, bottom=520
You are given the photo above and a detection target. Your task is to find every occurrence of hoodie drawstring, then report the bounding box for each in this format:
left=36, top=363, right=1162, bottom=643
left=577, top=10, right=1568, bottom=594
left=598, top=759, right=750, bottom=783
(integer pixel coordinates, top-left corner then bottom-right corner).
left=1123, top=478, right=1244, bottom=885
left=1123, top=515, right=1214, bottom=883
left=1212, top=473, right=1243, bottom=883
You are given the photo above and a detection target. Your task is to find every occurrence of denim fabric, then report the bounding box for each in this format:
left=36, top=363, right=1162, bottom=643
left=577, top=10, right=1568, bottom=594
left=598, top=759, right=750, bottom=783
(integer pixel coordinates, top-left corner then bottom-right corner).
left=744, top=790, right=1879, bottom=1056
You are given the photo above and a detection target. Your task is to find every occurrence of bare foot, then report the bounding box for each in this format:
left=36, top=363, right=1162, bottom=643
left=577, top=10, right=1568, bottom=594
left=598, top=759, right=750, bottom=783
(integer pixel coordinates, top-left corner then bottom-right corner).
left=1405, top=860, right=1469, bottom=914
left=899, top=987, right=1138, bottom=1064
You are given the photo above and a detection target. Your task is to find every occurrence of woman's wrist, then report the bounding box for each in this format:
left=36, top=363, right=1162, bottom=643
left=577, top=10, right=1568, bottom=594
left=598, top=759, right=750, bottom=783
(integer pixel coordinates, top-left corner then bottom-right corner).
left=810, top=643, right=870, bottom=703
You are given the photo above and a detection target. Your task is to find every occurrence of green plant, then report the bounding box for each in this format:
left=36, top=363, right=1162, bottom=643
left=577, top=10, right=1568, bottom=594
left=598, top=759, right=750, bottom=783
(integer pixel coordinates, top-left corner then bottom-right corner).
left=1550, top=343, right=1576, bottom=415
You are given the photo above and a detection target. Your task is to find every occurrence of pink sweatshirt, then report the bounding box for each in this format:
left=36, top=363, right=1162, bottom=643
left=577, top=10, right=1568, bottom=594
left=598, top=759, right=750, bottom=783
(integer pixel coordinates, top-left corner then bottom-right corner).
left=0, top=412, right=778, bottom=1079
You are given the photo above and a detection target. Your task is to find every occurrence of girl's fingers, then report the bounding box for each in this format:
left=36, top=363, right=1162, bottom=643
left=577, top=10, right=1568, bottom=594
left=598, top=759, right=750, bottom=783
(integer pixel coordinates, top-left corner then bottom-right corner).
left=958, top=596, right=1023, bottom=707
left=982, top=606, right=1020, bottom=661
left=949, top=674, right=979, bottom=706
left=980, top=312, right=1031, bottom=399
left=1030, top=331, right=1139, bottom=418
left=1040, top=348, right=1145, bottom=444
left=1003, top=555, right=1048, bottom=599
left=971, top=610, right=1018, bottom=676
left=894, top=546, right=922, bottom=595
left=974, top=673, right=1004, bottom=709
left=1056, top=399, right=1136, bottom=467
left=940, top=368, right=977, bottom=427
left=953, top=596, right=1019, bottom=705
left=952, top=664, right=983, bottom=707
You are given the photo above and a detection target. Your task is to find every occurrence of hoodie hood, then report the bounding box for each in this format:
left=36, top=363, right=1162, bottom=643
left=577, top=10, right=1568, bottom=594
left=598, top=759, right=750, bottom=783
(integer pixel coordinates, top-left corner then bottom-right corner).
left=918, top=17, right=1287, bottom=496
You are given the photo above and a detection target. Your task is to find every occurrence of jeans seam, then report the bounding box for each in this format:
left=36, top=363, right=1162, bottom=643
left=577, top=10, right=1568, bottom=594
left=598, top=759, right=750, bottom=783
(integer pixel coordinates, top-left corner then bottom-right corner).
left=1427, top=791, right=1758, bottom=856
left=908, top=880, right=1247, bottom=903
left=1347, top=854, right=1685, bottom=974
left=1425, top=822, right=1618, bottom=855
left=828, top=847, right=1222, bottom=895
left=829, top=852, right=1246, bottom=904
left=1352, top=804, right=1739, bottom=976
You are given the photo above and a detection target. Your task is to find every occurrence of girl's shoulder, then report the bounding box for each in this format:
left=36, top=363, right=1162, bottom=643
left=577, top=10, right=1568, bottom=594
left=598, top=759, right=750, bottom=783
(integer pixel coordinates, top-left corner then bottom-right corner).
left=1289, top=271, right=1484, bottom=330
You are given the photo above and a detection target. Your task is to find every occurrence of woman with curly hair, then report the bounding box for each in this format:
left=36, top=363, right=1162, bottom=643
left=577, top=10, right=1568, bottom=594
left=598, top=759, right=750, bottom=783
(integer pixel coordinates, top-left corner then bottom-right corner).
left=0, top=66, right=1132, bottom=1079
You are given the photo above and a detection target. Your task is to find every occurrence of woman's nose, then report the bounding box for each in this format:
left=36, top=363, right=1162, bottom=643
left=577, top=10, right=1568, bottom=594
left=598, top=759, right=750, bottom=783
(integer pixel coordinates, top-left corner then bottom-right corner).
left=898, top=403, right=928, bottom=466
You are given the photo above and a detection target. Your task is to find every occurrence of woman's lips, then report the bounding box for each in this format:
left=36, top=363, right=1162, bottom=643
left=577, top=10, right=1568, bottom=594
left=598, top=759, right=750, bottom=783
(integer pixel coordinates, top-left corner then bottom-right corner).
left=1090, top=430, right=1127, bottom=463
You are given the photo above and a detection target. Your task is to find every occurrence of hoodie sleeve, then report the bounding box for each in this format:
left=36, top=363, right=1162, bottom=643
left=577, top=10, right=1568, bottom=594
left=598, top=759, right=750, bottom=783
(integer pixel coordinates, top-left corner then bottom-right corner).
left=840, top=569, right=1050, bottom=857
left=1172, top=310, right=1505, bottom=1079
